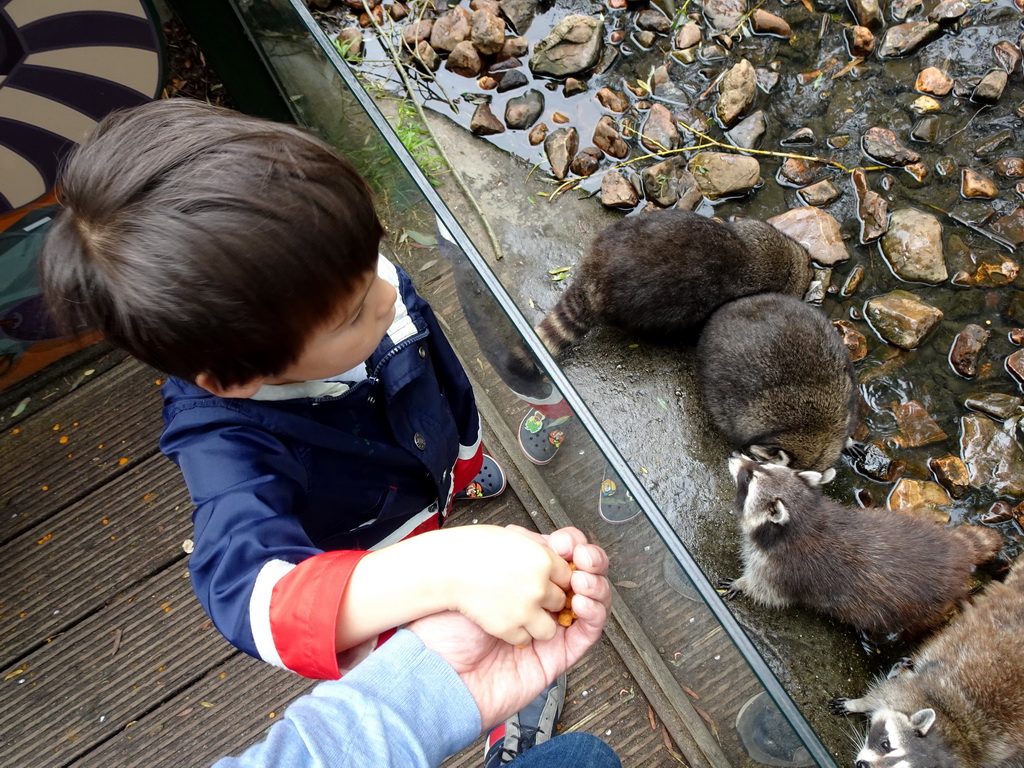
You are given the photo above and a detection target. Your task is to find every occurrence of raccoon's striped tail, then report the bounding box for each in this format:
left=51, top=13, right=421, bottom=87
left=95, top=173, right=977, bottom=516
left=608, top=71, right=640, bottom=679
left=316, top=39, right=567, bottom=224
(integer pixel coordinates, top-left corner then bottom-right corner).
left=536, top=282, right=596, bottom=357
left=955, top=524, right=1003, bottom=566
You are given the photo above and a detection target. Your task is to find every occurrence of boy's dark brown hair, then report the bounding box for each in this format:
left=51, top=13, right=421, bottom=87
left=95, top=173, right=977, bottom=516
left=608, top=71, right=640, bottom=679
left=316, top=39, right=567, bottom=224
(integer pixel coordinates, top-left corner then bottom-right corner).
left=41, top=98, right=384, bottom=388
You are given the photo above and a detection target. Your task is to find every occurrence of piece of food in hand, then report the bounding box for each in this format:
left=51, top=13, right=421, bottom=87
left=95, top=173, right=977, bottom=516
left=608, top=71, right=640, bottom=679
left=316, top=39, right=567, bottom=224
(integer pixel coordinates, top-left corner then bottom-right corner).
left=557, top=561, right=578, bottom=627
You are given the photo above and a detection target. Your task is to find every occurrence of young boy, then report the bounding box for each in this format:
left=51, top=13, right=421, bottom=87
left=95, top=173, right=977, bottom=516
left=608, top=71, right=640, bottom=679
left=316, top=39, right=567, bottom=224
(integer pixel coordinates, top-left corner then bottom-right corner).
left=40, top=99, right=576, bottom=716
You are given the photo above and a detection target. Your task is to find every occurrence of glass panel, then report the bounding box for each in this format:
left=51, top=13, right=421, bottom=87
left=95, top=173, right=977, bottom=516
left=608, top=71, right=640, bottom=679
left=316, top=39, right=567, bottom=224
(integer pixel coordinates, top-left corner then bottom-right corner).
left=230, top=2, right=840, bottom=764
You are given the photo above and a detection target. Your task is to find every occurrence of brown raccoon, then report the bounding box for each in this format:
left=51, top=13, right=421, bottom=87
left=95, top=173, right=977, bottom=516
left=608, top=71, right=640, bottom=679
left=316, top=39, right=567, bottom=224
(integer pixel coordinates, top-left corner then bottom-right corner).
left=723, top=457, right=1003, bottom=640
left=832, top=558, right=1024, bottom=768
left=535, top=210, right=811, bottom=356
left=697, top=292, right=857, bottom=472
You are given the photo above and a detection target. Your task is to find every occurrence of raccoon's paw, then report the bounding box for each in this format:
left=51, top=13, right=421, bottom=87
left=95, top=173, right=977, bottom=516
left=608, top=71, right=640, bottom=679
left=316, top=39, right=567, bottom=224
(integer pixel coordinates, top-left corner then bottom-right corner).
left=749, top=445, right=791, bottom=466
left=828, top=697, right=855, bottom=717
left=717, top=579, right=742, bottom=600
left=843, top=439, right=868, bottom=462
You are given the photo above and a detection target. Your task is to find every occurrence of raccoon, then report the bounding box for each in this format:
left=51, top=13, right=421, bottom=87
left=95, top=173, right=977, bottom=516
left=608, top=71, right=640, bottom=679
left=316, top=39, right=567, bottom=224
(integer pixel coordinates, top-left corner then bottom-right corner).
left=535, top=210, right=812, bottom=356
left=722, top=456, right=1003, bottom=639
left=831, top=558, right=1024, bottom=768
left=697, top=292, right=857, bottom=472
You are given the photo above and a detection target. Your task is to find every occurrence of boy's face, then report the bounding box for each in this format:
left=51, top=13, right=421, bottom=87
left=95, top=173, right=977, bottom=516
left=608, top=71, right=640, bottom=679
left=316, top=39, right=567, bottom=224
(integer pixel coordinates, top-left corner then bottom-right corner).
left=268, top=268, right=398, bottom=385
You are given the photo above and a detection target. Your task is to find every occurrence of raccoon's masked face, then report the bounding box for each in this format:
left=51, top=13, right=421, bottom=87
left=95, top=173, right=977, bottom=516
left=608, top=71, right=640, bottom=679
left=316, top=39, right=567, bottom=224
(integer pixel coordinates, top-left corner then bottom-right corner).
left=728, top=456, right=832, bottom=540
left=856, top=708, right=956, bottom=768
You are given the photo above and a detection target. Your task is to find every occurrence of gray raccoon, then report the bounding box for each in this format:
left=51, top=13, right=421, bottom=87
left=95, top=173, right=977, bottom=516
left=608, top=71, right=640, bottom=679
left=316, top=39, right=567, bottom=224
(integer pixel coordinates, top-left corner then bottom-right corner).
left=832, top=558, right=1024, bottom=768
left=697, top=292, right=857, bottom=472
left=723, top=457, right=1003, bottom=639
left=536, top=210, right=811, bottom=356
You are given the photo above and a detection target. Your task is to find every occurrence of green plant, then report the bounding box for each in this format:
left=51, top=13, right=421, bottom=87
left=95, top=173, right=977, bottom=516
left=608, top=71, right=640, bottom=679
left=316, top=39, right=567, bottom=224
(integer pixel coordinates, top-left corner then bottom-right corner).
left=392, top=100, right=449, bottom=185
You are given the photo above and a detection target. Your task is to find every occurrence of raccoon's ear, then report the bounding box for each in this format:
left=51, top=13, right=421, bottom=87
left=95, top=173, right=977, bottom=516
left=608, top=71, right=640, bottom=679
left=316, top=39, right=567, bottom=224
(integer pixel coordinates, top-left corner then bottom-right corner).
left=797, top=470, right=825, bottom=486
left=909, top=708, right=936, bottom=736
left=769, top=499, right=789, bottom=524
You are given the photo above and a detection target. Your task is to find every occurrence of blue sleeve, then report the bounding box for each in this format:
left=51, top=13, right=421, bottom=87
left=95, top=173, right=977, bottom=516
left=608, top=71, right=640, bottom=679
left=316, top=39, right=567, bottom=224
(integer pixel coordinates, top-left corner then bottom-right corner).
left=211, top=630, right=482, bottom=768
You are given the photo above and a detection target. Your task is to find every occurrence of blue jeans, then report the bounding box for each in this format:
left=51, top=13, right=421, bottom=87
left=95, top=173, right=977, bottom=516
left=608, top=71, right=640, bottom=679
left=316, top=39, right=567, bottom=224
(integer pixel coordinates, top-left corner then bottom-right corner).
left=508, top=733, right=621, bottom=768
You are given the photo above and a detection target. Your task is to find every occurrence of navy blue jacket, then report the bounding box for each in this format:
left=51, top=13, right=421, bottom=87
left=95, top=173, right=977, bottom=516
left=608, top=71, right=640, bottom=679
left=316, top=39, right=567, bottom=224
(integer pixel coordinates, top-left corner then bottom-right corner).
left=160, top=258, right=482, bottom=678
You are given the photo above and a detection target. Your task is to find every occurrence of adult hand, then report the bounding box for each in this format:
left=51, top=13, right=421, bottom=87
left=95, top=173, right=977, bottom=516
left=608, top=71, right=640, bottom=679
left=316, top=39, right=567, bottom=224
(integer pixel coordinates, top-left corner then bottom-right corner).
left=408, top=529, right=610, bottom=731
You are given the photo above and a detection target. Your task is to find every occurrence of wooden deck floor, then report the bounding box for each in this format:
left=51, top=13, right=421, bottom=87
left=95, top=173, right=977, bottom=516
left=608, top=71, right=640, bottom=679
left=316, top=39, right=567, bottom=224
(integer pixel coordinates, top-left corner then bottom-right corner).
left=0, top=338, right=684, bottom=767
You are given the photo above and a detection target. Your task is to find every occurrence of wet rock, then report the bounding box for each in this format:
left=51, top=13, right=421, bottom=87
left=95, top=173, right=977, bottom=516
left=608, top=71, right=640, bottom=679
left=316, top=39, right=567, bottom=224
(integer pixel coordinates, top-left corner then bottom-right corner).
left=935, top=156, right=958, bottom=178
left=782, top=127, right=815, bottom=146
left=636, top=9, right=671, bottom=33
left=841, top=265, right=866, bottom=296
left=496, top=69, right=529, bottom=92
left=336, top=28, right=364, bottom=58
left=862, top=126, right=921, bottom=167
left=865, top=290, right=944, bottom=349
left=447, top=41, right=484, bottom=76
left=974, top=70, right=1008, bottom=104
left=953, top=76, right=982, bottom=99
left=856, top=441, right=905, bottom=482
left=470, top=102, right=505, bottom=135
left=891, top=0, right=923, bottom=20
left=777, top=157, right=822, bottom=187
left=910, top=116, right=939, bottom=144
left=994, top=41, right=1022, bottom=75
left=600, top=171, right=639, bottom=209
left=833, top=319, right=868, bottom=361
left=848, top=0, right=882, bottom=30
left=1012, top=329, right=1024, bottom=345
left=430, top=6, right=472, bottom=53
left=704, top=0, right=747, bottom=33
left=928, top=0, right=967, bottom=22
left=915, top=66, right=953, bottom=96
left=674, top=22, right=702, bottom=50
left=498, top=0, right=538, bottom=34
left=950, top=324, right=991, bottom=378
left=403, top=19, right=434, bottom=47
left=751, top=9, right=791, bottom=37
left=928, top=455, right=970, bottom=498
left=390, top=2, right=410, bottom=19
left=528, top=122, right=547, bottom=145
left=956, top=257, right=1020, bottom=288
left=990, top=207, right=1024, bottom=247
left=892, top=400, right=948, bottom=447
left=634, top=30, right=656, bottom=47
left=412, top=40, right=441, bottom=71
left=982, top=500, right=1013, bottom=524
left=543, top=126, right=577, bottom=179
left=755, top=67, right=780, bottom=93
left=994, top=158, right=1024, bottom=178
left=877, top=22, right=942, bottom=59
left=499, top=35, right=529, bottom=58
left=888, top=479, right=952, bottom=524
left=805, top=267, right=832, bottom=304
left=716, top=59, right=756, bottom=128
left=566, top=146, right=600, bottom=177
left=640, top=104, right=678, bottom=152
left=799, top=179, right=841, bottom=207
left=852, top=168, right=888, bottom=243
left=529, top=14, right=604, bottom=78
left=960, top=413, right=1024, bottom=496
left=699, top=43, right=729, bottom=62
left=905, top=163, right=929, bottom=183
left=910, top=96, right=942, bottom=116
left=471, top=10, right=506, bottom=55
left=504, top=89, right=544, bottom=129
left=726, top=110, right=767, bottom=149
left=593, top=116, right=629, bottom=159
left=961, top=168, right=998, bottom=199
left=964, top=392, right=1023, bottom=420
left=767, top=206, right=849, bottom=265
left=488, top=55, right=522, bottom=73
left=471, top=0, right=500, bottom=14
left=641, top=157, right=698, bottom=207
left=845, top=26, right=876, bottom=57
left=880, top=209, right=948, bottom=284
left=1009, top=349, right=1024, bottom=388
left=478, top=75, right=498, bottom=89
left=688, top=151, right=760, bottom=199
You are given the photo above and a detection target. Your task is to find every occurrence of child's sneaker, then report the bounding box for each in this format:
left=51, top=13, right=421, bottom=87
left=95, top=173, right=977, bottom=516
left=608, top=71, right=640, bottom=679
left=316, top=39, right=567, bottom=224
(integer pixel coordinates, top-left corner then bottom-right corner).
left=518, top=409, right=567, bottom=465
left=483, top=674, right=567, bottom=767
left=453, top=454, right=507, bottom=500
left=598, top=472, right=641, bottom=523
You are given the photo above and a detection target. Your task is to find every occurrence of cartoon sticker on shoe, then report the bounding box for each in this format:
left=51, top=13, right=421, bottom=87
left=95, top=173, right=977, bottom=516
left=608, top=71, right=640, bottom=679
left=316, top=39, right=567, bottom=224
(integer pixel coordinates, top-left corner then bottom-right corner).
left=548, top=429, right=565, bottom=449
left=462, top=482, right=484, bottom=498
left=524, top=411, right=545, bottom=434
left=601, top=478, right=617, bottom=497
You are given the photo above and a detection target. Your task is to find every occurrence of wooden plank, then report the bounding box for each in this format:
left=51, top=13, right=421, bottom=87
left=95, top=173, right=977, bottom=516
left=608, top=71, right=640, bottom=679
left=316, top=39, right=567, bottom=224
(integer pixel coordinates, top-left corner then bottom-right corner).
left=0, top=357, right=165, bottom=543
left=0, top=566, right=235, bottom=768
left=0, top=453, right=192, bottom=669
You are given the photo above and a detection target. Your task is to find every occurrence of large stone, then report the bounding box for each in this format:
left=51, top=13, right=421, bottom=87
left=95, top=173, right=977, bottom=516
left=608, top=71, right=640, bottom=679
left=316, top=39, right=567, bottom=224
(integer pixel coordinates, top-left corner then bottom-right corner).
left=949, top=324, right=990, bottom=378
left=600, top=171, right=639, bottom=209
left=716, top=59, right=756, bottom=128
left=471, top=10, right=506, bottom=55
left=862, top=127, right=921, bottom=167
left=504, top=89, right=544, bottom=129
left=498, top=0, right=539, bottom=34
left=833, top=319, right=868, bottom=361
left=964, top=392, right=1023, bottom=420
left=888, top=479, right=952, bottom=524
left=928, top=0, right=967, bottom=22
left=929, top=454, right=971, bottom=499
left=848, top=0, right=882, bottom=29
left=1009, top=349, right=1024, bottom=388
left=529, top=14, right=604, bottom=78
left=778, top=157, right=822, bottom=187
left=446, top=40, right=483, bottom=77
left=852, top=168, right=888, bottom=242
left=469, top=102, right=505, bottom=135
left=974, top=70, right=1008, bottom=104
left=636, top=9, right=671, bottom=33
left=641, top=156, right=700, bottom=208
left=799, top=179, right=841, bottom=207
left=543, top=127, right=578, bottom=180
left=674, top=22, right=701, bottom=49
left=726, top=110, right=767, bottom=150
left=880, top=209, right=948, bottom=284
left=569, top=146, right=602, bottom=177
left=412, top=40, right=441, bottom=72
left=877, top=22, right=942, bottom=59
left=892, top=400, right=947, bottom=447
left=960, top=413, right=1024, bottom=497
left=703, top=0, right=747, bottom=32
left=596, top=87, right=629, bottom=112
left=864, top=290, right=944, bottom=349
left=750, top=9, right=791, bottom=37
left=766, top=206, right=849, bottom=266
left=429, top=6, right=472, bottom=52
left=688, top=152, right=760, bottom=199
left=640, top=104, right=678, bottom=152
left=403, top=19, right=434, bottom=47
left=593, top=115, right=629, bottom=159
left=916, top=66, right=953, bottom=95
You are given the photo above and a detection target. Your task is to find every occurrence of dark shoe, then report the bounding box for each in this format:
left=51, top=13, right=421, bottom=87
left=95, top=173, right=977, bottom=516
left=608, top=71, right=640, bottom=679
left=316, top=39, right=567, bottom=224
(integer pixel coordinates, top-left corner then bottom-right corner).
left=518, top=409, right=567, bottom=466
left=454, top=454, right=507, bottom=500
left=598, top=472, right=640, bottom=523
left=483, top=674, right=566, bottom=767
left=735, top=692, right=813, bottom=767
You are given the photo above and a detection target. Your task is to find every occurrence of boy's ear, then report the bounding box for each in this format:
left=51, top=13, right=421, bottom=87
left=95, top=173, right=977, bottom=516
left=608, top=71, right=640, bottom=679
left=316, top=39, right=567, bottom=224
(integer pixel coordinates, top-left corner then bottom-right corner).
left=195, top=372, right=264, bottom=399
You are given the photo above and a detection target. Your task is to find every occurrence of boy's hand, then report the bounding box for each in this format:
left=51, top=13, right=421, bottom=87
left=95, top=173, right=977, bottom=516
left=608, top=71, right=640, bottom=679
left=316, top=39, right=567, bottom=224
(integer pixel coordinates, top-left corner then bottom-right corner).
left=410, top=532, right=611, bottom=730
left=438, top=525, right=573, bottom=646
